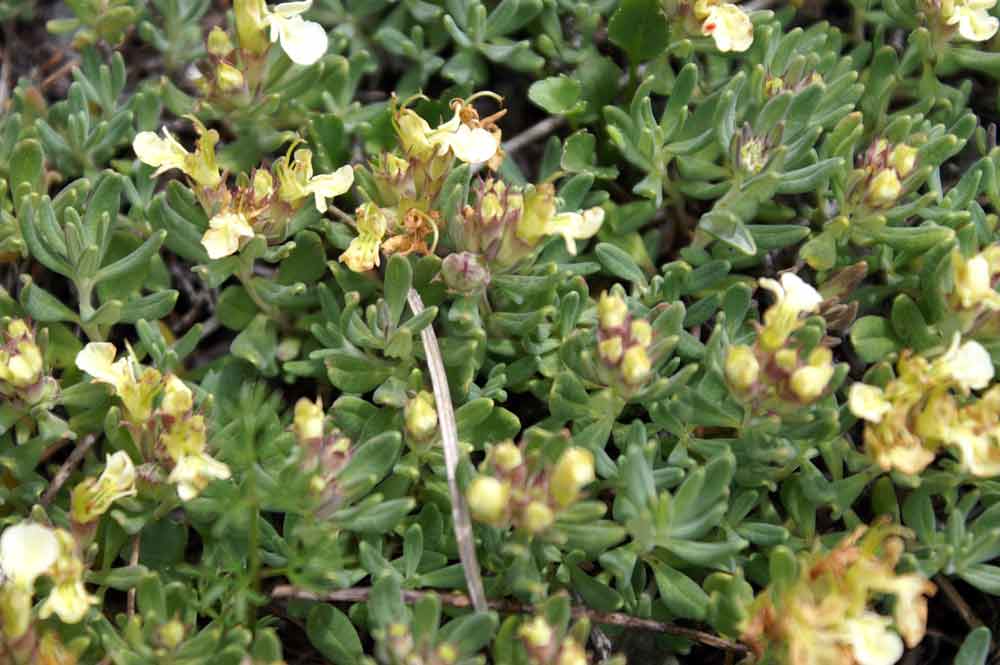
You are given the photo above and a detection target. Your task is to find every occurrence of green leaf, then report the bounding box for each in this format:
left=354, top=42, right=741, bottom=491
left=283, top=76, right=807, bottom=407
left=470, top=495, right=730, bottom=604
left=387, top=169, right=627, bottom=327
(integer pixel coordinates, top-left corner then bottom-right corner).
left=954, top=627, right=991, bottom=665
left=306, top=605, right=363, bottom=665
left=19, top=276, right=79, bottom=323
left=850, top=316, right=901, bottom=364
left=652, top=561, right=708, bottom=620
left=384, top=255, right=412, bottom=327
left=528, top=75, right=583, bottom=114
left=608, top=0, right=669, bottom=63
left=596, top=242, right=647, bottom=285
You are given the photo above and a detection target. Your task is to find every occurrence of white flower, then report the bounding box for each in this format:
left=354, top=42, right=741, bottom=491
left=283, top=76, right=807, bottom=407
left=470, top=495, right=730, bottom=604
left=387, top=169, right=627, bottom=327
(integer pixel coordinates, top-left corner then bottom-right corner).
left=264, top=1, right=329, bottom=65
left=201, top=211, right=255, bottom=260
left=75, top=343, right=132, bottom=395
left=304, top=165, right=354, bottom=213
left=938, top=335, right=994, bottom=391
left=542, top=208, right=605, bottom=255
left=132, top=129, right=189, bottom=177
left=168, top=453, right=232, bottom=501
left=0, top=522, right=58, bottom=588
left=700, top=3, right=754, bottom=52
left=870, top=573, right=936, bottom=648
left=954, top=251, right=1000, bottom=310
left=944, top=0, right=999, bottom=42
left=161, top=375, right=194, bottom=416
left=849, top=383, right=893, bottom=423
left=39, top=579, right=97, bottom=624
left=951, top=427, right=1000, bottom=477
left=843, top=611, right=904, bottom=665
left=428, top=108, right=501, bottom=164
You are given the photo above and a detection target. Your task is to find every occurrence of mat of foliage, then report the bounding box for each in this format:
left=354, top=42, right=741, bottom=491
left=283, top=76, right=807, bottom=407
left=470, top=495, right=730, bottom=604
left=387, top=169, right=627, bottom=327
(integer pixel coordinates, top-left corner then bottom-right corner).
left=3, top=1, right=1000, bottom=665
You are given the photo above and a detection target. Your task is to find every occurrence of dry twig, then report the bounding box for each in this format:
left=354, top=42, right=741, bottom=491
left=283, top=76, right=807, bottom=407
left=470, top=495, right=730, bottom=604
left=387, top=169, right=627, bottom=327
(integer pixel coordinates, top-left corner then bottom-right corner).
left=271, top=585, right=749, bottom=654
left=41, top=434, right=97, bottom=506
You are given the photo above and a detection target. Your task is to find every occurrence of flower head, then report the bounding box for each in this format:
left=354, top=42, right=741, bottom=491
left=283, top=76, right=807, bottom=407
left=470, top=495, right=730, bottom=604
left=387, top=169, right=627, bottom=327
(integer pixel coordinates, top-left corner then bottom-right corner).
left=70, top=451, right=138, bottom=524
left=515, top=184, right=604, bottom=254
left=38, top=530, right=96, bottom=624
left=0, top=522, right=58, bottom=589
left=549, top=447, right=596, bottom=508
left=264, top=1, right=329, bottom=65
left=340, top=203, right=388, bottom=272
left=76, top=343, right=161, bottom=422
left=294, top=397, right=325, bottom=441
left=693, top=1, right=753, bottom=52
left=133, top=119, right=221, bottom=188
left=941, top=0, right=999, bottom=41
left=849, top=384, right=893, bottom=423
left=168, top=453, right=232, bottom=501
left=202, top=211, right=255, bottom=259
left=937, top=335, right=993, bottom=392
left=758, top=273, right=823, bottom=351
left=275, top=148, right=354, bottom=212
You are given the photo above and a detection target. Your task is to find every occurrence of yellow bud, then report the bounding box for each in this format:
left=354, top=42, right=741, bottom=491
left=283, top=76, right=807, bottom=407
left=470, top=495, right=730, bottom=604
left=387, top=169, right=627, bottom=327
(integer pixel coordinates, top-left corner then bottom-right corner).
left=161, top=375, right=193, bottom=417
left=519, top=617, right=553, bottom=649
left=598, top=336, right=624, bottom=364
left=774, top=348, right=799, bottom=372
left=630, top=319, right=653, bottom=347
left=889, top=144, right=918, bottom=178
left=467, top=476, right=509, bottom=525
left=6, top=342, right=42, bottom=387
left=492, top=441, right=523, bottom=472
left=522, top=501, right=555, bottom=534
left=158, top=618, right=186, bottom=650
left=405, top=391, right=438, bottom=440
left=6, top=319, right=29, bottom=338
left=294, top=397, right=325, bottom=441
left=550, top=447, right=595, bottom=508
left=808, top=346, right=833, bottom=367
left=557, top=639, right=588, bottom=665
left=216, top=62, right=245, bottom=92
left=868, top=168, right=902, bottom=208
left=790, top=364, right=834, bottom=402
left=207, top=27, right=233, bottom=57
left=436, top=643, right=458, bottom=665
left=234, top=0, right=269, bottom=54
left=621, top=346, right=652, bottom=385
left=725, top=345, right=760, bottom=392
left=598, top=292, right=628, bottom=330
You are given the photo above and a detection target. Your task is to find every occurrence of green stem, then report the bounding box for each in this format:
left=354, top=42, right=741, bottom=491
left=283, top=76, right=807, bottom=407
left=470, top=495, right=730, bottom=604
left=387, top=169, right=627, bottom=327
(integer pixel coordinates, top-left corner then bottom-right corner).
left=76, top=280, right=104, bottom=341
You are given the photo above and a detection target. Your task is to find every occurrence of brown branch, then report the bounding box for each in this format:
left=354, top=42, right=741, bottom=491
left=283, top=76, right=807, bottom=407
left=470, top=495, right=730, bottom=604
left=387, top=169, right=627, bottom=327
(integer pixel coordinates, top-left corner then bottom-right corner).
left=40, top=434, right=97, bottom=506
left=127, top=535, right=141, bottom=617
left=271, top=585, right=749, bottom=654
left=935, top=575, right=983, bottom=630
left=407, top=289, right=487, bottom=613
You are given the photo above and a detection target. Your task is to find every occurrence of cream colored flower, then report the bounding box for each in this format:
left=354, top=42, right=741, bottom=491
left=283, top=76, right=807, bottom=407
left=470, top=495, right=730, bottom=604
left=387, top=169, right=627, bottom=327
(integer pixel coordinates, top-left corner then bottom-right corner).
left=549, top=447, right=596, bottom=508
left=943, top=0, right=999, bottom=41
left=39, top=579, right=96, bottom=624
left=0, top=522, right=58, bottom=588
left=953, top=250, right=1000, bottom=310
left=849, top=383, right=892, bottom=423
left=758, top=272, right=823, bottom=351
left=264, top=1, right=329, bottom=65
left=161, top=375, right=194, bottom=416
left=168, top=453, right=232, bottom=501
left=516, top=184, right=605, bottom=253
left=842, top=611, right=904, bottom=665
left=937, top=335, right=993, bottom=391
left=429, top=110, right=501, bottom=164
left=294, top=397, right=325, bottom=441
left=202, top=211, right=254, bottom=259
left=132, top=120, right=221, bottom=188
left=871, top=574, right=936, bottom=648
left=869, top=168, right=903, bottom=208
left=952, top=428, right=1000, bottom=477
left=790, top=363, right=834, bottom=402
left=70, top=451, right=137, bottom=524
left=700, top=3, right=754, bottom=52
left=75, top=343, right=161, bottom=422
left=276, top=149, right=354, bottom=213
left=305, top=166, right=355, bottom=213
left=340, top=203, right=388, bottom=272
left=467, top=476, right=509, bottom=525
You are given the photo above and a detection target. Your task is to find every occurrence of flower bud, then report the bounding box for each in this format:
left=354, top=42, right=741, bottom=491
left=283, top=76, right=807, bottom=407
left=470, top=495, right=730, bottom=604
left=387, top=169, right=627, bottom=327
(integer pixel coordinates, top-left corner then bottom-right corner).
left=774, top=348, right=799, bottom=372
left=557, top=639, right=588, bottom=665
left=216, top=61, right=245, bottom=92
left=519, top=617, right=553, bottom=649
left=441, top=252, right=491, bottom=295
left=207, top=27, right=234, bottom=57
left=598, top=336, right=624, bottom=364
left=0, top=319, right=44, bottom=389
left=630, top=319, right=653, bottom=347
left=889, top=144, right=918, bottom=178
left=492, top=440, right=523, bottom=472
left=790, top=364, right=834, bottom=402
left=405, top=391, right=437, bottom=441
left=158, top=618, right=186, bottom=650
left=467, top=476, right=509, bottom=525
left=868, top=168, right=902, bottom=208
left=621, top=346, right=652, bottom=386
left=522, top=501, right=555, bottom=533
left=549, top=447, right=595, bottom=508
left=234, top=0, right=269, bottom=54
left=161, top=375, right=193, bottom=417
left=598, top=292, right=628, bottom=330
left=725, top=345, right=760, bottom=392
left=294, top=397, right=325, bottom=441
left=436, top=643, right=458, bottom=665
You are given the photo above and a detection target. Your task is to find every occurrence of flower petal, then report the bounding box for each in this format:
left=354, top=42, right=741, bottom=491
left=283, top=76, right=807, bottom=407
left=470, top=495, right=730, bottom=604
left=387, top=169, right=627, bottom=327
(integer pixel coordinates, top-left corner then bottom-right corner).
left=75, top=343, right=121, bottom=387
left=0, top=522, right=59, bottom=588
left=307, top=165, right=355, bottom=212
left=272, top=0, right=312, bottom=17
left=201, top=212, right=254, bottom=260
left=277, top=15, right=328, bottom=65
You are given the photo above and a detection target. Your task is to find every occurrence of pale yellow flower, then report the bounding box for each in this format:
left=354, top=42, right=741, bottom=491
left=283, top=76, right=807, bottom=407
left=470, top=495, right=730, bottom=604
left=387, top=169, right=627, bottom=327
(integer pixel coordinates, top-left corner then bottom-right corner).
left=70, top=451, right=137, bottom=524
left=869, top=168, right=903, bottom=208
left=168, top=453, right=232, bottom=501
left=842, top=611, right=904, bottom=665
left=953, top=250, right=1000, bottom=310
left=467, top=476, right=509, bottom=525
left=549, top=447, right=595, bottom=508
left=943, top=0, right=999, bottom=41
left=936, top=335, right=993, bottom=392
left=850, top=383, right=893, bottom=423
left=294, top=397, right=325, bottom=441
left=0, top=522, right=58, bottom=589
left=202, top=211, right=254, bottom=259
left=76, top=343, right=162, bottom=422
left=132, top=120, right=222, bottom=188
left=340, top=203, right=388, bottom=272
left=700, top=3, right=754, bottom=52
left=264, top=0, right=329, bottom=65
left=429, top=108, right=501, bottom=164
left=39, top=579, right=96, bottom=624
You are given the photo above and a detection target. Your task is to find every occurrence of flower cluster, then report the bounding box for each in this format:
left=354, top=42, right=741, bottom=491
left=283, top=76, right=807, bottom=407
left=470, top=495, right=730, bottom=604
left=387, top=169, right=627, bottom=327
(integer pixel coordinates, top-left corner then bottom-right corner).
left=855, top=139, right=919, bottom=211
left=595, top=292, right=654, bottom=391
left=0, top=318, right=54, bottom=407
left=742, top=526, right=936, bottom=665
left=0, top=522, right=96, bottom=648
left=466, top=442, right=596, bottom=535
left=293, top=397, right=353, bottom=516
left=518, top=616, right=589, bottom=665
left=133, top=124, right=354, bottom=260
left=934, top=0, right=999, bottom=42
left=725, top=273, right=838, bottom=408
left=376, top=622, right=460, bottom=665
left=75, top=343, right=230, bottom=500
left=849, top=335, right=995, bottom=475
